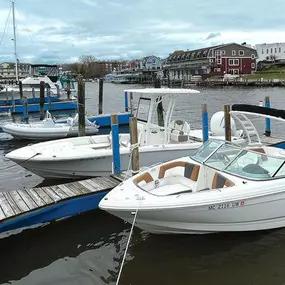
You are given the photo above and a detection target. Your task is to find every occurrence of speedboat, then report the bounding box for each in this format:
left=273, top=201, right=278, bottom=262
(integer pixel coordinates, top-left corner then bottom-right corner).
left=5, top=88, right=244, bottom=179
left=99, top=107, right=285, bottom=234
left=99, top=139, right=285, bottom=234
left=2, top=111, right=99, bottom=141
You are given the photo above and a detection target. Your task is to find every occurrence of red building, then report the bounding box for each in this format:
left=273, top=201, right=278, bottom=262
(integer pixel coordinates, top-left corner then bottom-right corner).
left=166, top=43, right=258, bottom=79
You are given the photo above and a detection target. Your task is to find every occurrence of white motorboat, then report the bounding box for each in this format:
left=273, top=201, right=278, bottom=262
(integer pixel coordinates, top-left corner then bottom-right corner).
left=5, top=88, right=244, bottom=179
left=2, top=111, right=99, bottom=141
left=99, top=108, right=285, bottom=235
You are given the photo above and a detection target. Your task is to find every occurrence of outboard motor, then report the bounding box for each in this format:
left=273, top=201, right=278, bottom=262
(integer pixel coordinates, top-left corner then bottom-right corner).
left=210, top=111, right=237, bottom=136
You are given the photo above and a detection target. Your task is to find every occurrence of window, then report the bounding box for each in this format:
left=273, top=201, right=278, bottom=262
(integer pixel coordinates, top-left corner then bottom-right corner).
left=239, top=50, right=244, bottom=56
left=222, top=50, right=226, bottom=55
left=215, top=50, right=221, bottom=55
left=251, top=54, right=255, bottom=59
left=232, top=50, right=236, bottom=56
left=216, top=59, right=221, bottom=64
left=229, top=59, right=239, bottom=65
left=267, top=49, right=269, bottom=54
left=252, top=63, right=255, bottom=69
left=262, top=49, right=264, bottom=54
left=275, top=48, right=277, bottom=53
left=210, top=58, right=214, bottom=63
left=271, top=48, right=273, bottom=53
left=279, top=47, right=282, bottom=53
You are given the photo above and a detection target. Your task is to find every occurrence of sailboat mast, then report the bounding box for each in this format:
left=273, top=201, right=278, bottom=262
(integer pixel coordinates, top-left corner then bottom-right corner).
left=12, top=1, right=18, bottom=82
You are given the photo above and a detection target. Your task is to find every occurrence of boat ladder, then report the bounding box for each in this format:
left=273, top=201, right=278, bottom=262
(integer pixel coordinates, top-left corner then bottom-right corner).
left=230, top=111, right=261, bottom=146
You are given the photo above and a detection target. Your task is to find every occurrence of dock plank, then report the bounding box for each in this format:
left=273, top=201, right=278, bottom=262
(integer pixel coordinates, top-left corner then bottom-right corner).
left=33, top=188, right=54, bottom=204
left=66, top=182, right=89, bottom=195
left=25, top=188, right=46, bottom=207
left=78, top=180, right=98, bottom=192
left=0, top=193, right=15, bottom=217
left=57, top=184, right=77, bottom=197
left=0, top=206, right=6, bottom=220
left=49, top=186, right=69, bottom=200
left=17, top=190, right=38, bottom=209
left=99, top=176, right=121, bottom=187
left=42, top=187, right=61, bottom=202
left=9, top=191, right=30, bottom=212
left=3, top=192, right=21, bottom=215
left=86, top=178, right=114, bottom=191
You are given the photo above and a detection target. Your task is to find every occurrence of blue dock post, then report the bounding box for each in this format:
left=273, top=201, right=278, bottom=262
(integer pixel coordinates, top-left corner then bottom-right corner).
left=111, top=114, right=121, bottom=174
left=202, top=104, right=209, bottom=143
left=124, top=91, right=128, bottom=112
left=265, top=96, right=271, bottom=137
left=11, top=90, right=15, bottom=113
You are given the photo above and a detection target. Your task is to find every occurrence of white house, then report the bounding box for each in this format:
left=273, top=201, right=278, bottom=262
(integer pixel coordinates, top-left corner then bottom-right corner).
left=255, top=43, right=285, bottom=62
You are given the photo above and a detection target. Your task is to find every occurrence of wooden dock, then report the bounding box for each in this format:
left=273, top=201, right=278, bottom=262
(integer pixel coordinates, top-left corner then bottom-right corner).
left=0, top=174, right=127, bottom=235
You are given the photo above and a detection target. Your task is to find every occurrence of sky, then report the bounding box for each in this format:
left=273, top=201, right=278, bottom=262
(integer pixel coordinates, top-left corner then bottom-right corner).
left=0, top=0, right=285, bottom=64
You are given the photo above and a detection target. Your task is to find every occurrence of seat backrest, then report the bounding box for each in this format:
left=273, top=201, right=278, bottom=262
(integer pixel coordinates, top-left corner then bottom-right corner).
left=133, top=172, right=153, bottom=185
left=158, top=161, right=200, bottom=181
left=212, top=172, right=235, bottom=189
left=184, top=163, right=200, bottom=181
left=249, top=147, right=265, bottom=154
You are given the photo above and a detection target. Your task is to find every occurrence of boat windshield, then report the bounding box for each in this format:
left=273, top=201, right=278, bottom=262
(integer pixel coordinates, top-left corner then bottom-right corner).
left=191, top=140, right=285, bottom=180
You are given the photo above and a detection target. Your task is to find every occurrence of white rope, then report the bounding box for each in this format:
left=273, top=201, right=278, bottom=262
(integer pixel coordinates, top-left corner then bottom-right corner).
left=115, top=204, right=139, bottom=285
left=115, top=140, right=141, bottom=285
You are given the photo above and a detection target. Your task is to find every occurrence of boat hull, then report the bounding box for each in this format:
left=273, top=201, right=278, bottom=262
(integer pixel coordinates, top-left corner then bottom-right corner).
left=9, top=145, right=200, bottom=179
left=105, top=191, right=285, bottom=234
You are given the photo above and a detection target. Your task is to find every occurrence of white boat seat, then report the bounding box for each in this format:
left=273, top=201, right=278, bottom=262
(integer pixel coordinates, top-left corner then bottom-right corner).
left=169, top=120, right=190, bottom=142
left=158, top=161, right=200, bottom=181
left=211, top=172, right=235, bottom=189
left=170, top=129, right=188, bottom=142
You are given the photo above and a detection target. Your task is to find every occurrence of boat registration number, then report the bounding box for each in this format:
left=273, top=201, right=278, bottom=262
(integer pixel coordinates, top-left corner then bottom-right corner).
left=208, top=200, right=245, bottom=210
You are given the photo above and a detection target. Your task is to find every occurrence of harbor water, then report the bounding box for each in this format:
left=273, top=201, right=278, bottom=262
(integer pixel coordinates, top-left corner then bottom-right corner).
left=1, top=83, right=285, bottom=284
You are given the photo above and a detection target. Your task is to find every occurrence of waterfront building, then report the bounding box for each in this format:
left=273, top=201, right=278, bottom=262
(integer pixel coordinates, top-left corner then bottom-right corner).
left=255, top=43, right=285, bottom=62
left=165, top=43, right=258, bottom=80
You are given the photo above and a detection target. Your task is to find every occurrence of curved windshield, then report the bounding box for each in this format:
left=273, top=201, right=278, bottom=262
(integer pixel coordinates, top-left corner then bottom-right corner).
left=191, top=140, right=285, bottom=181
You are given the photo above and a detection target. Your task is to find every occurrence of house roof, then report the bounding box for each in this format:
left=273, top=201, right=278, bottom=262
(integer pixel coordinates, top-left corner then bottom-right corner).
left=167, top=42, right=257, bottom=62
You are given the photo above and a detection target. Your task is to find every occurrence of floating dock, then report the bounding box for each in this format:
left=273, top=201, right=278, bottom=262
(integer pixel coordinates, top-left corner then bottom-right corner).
left=0, top=100, right=77, bottom=114
left=0, top=174, right=126, bottom=234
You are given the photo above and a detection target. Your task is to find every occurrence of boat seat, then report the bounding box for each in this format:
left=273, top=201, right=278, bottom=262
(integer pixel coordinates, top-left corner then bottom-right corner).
left=158, top=161, right=200, bottom=181
left=133, top=172, right=153, bottom=185
left=169, top=120, right=190, bottom=142
left=211, top=173, right=235, bottom=189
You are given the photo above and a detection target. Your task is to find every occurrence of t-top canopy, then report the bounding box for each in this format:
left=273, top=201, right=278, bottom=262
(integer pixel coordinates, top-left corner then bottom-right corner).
left=124, top=88, right=200, bottom=95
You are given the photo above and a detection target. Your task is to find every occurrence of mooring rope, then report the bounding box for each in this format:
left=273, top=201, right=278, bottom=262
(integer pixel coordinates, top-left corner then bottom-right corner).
left=0, top=152, right=41, bottom=171
left=116, top=204, right=139, bottom=285
left=115, top=141, right=141, bottom=284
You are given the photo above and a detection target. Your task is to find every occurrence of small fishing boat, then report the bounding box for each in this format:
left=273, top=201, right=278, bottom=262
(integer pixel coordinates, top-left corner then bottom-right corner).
left=99, top=107, right=285, bottom=234
left=4, top=88, right=244, bottom=179
left=2, top=111, right=99, bottom=141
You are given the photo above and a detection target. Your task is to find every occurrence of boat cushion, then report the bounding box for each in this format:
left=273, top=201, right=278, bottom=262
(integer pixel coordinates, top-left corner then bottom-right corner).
left=158, top=161, right=200, bottom=181
left=133, top=172, right=153, bottom=185
left=212, top=173, right=235, bottom=189
left=170, top=129, right=188, bottom=142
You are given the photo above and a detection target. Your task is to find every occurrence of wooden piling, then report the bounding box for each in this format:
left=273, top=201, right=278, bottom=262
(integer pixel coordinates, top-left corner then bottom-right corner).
left=32, top=87, right=35, bottom=102
left=77, top=78, right=86, bottom=136
left=265, top=96, right=271, bottom=137
left=202, top=104, right=209, bottom=143
left=22, top=96, right=28, bottom=123
left=154, top=78, right=164, bottom=126
left=67, top=80, right=71, bottom=100
left=111, top=114, right=121, bottom=174
left=224, top=105, right=231, bottom=141
left=98, top=78, right=104, bottom=114
left=5, top=88, right=8, bottom=103
left=39, top=81, right=45, bottom=120
left=130, top=117, right=140, bottom=176
left=19, top=81, right=23, bottom=100
left=11, top=90, right=15, bottom=113
left=124, top=91, right=129, bottom=112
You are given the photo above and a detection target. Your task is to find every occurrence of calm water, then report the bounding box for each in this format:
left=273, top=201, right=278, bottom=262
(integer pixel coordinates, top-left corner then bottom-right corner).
left=1, top=84, right=285, bottom=285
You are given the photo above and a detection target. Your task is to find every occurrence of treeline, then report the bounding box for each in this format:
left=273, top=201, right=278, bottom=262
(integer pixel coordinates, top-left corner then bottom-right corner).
left=63, top=55, right=126, bottom=79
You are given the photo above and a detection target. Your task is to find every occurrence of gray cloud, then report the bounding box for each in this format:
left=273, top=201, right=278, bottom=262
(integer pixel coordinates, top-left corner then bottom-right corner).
left=0, top=0, right=284, bottom=63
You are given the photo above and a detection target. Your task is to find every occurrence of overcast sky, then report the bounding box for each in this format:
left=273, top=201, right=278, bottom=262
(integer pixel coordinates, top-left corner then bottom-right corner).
left=0, top=0, right=284, bottom=64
